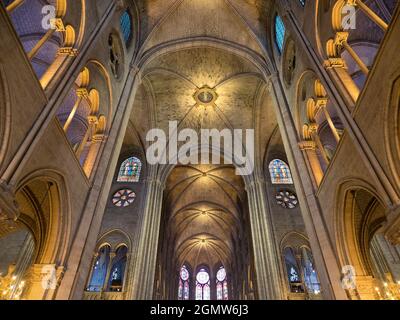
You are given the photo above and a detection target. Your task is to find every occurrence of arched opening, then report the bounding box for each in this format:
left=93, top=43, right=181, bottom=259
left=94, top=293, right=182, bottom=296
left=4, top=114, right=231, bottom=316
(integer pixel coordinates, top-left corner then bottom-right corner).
left=296, top=72, right=344, bottom=185
left=0, top=173, right=68, bottom=300
left=107, top=245, right=128, bottom=292
left=318, top=0, right=397, bottom=101
left=338, top=186, right=400, bottom=299
left=86, top=244, right=111, bottom=292
left=195, top=267, right=211, bottom=300
left=216, top=266, right=229, bottom=300
left=55, top=61, right=111, bottom=178
left=3, top=0, right=84, bottom=88
left=279, top=232, right=322, bottom=300
left=153, top=159, right=254, bottom=300
left=178, top=265, right=190, bottom=300
left=84, top=230, right=131, bottom=299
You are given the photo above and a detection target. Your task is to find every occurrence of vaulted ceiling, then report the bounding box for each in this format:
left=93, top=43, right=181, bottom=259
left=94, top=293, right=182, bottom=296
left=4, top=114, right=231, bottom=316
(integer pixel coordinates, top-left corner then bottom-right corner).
left=164, top=164, right=246, bottom=268
left=135, top=0, right=274, bottom=54
left=125, top=0, right=279, bottom=272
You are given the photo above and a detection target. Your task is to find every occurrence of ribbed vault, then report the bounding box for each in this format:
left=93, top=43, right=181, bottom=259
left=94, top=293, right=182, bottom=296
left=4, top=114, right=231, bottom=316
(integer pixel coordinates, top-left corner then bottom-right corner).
left=164, top=164, right=247, bottom=269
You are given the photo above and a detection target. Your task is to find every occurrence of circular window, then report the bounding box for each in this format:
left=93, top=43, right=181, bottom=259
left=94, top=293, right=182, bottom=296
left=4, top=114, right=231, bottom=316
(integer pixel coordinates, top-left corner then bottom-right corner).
left=276, top=190, right=298, bottom=209
left=180, top=267, right=189, bottom=281
left=112, top=189, right=136, bottom=207
left=196, top=269, right=210, bottom=284
left=216, top=268, right=226, bottom=282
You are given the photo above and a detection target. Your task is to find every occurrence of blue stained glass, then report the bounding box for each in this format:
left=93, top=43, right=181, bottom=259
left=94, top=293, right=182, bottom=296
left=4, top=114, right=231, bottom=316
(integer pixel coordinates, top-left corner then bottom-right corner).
left=269, top=159, right=293, bottom=184
left=86, top=245, right=110, bottom=292
left=120, top=10, right=132, bottom=44
left=107, top=246, right=128, bottom=292
left=275, top=15, right=285, bottom=54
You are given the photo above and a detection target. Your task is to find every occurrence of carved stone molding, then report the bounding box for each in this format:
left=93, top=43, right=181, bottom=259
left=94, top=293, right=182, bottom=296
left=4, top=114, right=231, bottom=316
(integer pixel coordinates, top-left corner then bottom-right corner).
left=0, top=180, right=19, bottom=224
left=383, top=206, right=400, bottom=245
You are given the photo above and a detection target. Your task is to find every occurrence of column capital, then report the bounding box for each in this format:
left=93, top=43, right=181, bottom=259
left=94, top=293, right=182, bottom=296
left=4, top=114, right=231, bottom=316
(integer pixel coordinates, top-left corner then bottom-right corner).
left=51, top=18, right=65, bottom=32
left=315, top=97, right=328, bottom=110
left=334, top=31, right=350, bottom=47
left=308, top=123, right=319, bottom=134
left=76, top=88, right=89, bottom=98
left=57, top=47, right=78, bottom=57
left=92, top=134, right=106, bottom=143
left=323, top=58, right=347, bottom=69
left=299, top=140, right=317, bottom=151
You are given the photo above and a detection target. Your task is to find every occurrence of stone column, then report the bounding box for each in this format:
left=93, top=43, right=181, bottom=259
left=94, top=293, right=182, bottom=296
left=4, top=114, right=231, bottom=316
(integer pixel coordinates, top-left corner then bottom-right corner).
left=299, top=141, right=324, bottom=186
left=56, top=66, right=142, bottom=300
left=277, top=1, right=399, bottom=205
left=129, top=176, right=165, bottom=300
left=245, top=176, right=283, bottom=300
left=102, top=252, right=116, bottom=292
left=269, top=74, right=348, bottom=300
left=83, top=134, right=105, bottom=177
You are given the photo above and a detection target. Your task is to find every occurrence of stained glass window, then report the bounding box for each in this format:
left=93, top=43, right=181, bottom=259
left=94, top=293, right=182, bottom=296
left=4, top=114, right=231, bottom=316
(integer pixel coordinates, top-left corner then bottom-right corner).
left=86, top=245, right=111, bottom=292
left=195, top=268, right=210, bottom=300
left=301, top=248, right=321, bottom=294
left=107, top=245, right=128, bottom=292
left=120, top=10, right=132, bottom=45
left=275, top=190, right=298, bottom=209
left=117, top=157, right=142, bottom=182
left=269, top=159, right=293, bottom=184
left=216, top=266, right=228, bottom=300
left=275, top=15, right=285, bottom=54
left=178, top=265, right=190, bottom=300
left=284, top=247, right=304, bottom=293
left=112, top=189, right=136, bottom=207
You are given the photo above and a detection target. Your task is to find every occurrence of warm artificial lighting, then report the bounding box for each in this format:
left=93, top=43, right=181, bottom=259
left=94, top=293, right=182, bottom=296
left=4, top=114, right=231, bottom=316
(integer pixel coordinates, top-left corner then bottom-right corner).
left=193, top=86, right=218, bottom=107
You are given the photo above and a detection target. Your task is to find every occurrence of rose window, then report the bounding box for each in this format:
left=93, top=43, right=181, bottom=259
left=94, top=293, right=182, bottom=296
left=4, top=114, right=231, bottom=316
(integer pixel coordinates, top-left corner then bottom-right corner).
left=276, top=190, right=298, bottom=209
left=112, top=189, right=136, bottom=207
